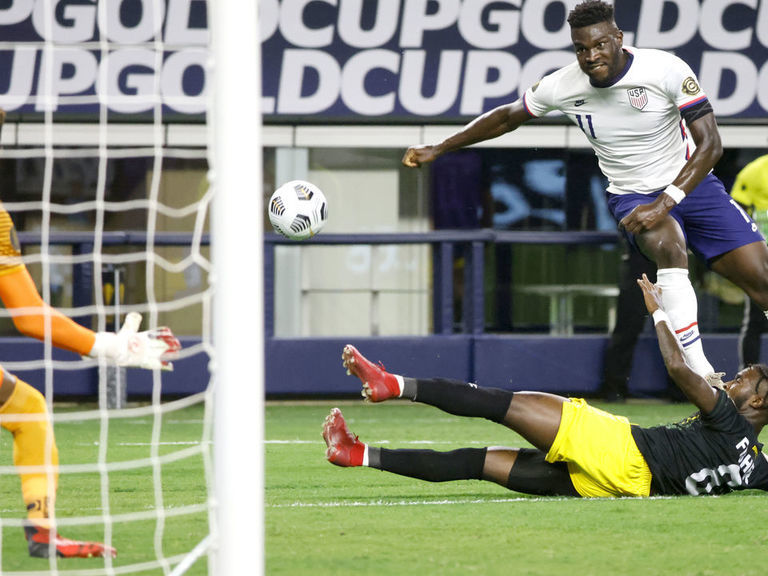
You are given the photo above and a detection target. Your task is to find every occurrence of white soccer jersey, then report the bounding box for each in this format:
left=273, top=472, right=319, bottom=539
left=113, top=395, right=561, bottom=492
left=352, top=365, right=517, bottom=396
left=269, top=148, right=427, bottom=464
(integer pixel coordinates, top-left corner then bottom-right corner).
left=523, top=47, right=708, bottom=195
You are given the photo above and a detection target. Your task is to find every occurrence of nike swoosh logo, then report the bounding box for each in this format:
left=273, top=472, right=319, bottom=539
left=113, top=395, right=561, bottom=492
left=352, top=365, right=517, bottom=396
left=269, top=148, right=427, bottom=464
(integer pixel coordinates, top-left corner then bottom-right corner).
left=575, top=99, right=586, bottom=107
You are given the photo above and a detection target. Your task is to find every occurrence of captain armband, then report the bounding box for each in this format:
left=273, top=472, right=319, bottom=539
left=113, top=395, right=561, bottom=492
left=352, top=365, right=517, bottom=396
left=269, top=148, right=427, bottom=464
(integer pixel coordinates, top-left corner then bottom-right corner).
left=680, top=99, right=714, bottom=124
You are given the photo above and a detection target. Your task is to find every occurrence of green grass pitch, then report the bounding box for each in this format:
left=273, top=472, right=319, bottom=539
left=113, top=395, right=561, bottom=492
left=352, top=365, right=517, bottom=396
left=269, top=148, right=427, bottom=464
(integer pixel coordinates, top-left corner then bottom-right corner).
left=266, top=399, right=768, bottom=576
left=3, top=398, right=767, bottom=574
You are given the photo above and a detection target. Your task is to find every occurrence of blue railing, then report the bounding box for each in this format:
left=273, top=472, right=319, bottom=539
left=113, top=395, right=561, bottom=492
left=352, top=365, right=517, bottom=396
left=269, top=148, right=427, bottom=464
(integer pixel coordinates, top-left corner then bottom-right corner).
left=21, top=229, right=620, bottom=337
left=263, top=230, right=620, bottom=337
left=18, top=231, right=211, bottom=317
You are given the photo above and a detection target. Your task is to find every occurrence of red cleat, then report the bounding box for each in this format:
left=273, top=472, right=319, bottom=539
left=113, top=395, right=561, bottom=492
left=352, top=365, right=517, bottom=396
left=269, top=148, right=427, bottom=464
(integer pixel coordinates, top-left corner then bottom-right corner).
left=25, top=526, right=117, bottom=559
left=322, top=408, right=365, bottom=467
left=342, top=344, right=400, bottom=402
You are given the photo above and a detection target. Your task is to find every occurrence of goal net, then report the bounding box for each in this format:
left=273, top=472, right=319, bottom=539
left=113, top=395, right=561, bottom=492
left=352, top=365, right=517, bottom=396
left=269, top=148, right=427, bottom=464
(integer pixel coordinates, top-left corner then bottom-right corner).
left=0, top=0, right=262, bottom=573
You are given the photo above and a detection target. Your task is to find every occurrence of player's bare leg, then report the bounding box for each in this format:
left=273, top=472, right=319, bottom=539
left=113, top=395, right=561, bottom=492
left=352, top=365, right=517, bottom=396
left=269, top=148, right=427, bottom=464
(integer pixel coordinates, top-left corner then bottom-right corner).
left=635, top=219, right=715, bottom=378
left=499, top=392, right=566, bottom=453
left=710, top=240, right=768, bottom=311
left=323, top=407, right=487, bottom=481
left=482, top=447, right=579, bottom=495
left=480, top=448, right=519, bottom=484
left=342, top=344, right=565, bottom=454
left=323, top=409, right=578, bottom=496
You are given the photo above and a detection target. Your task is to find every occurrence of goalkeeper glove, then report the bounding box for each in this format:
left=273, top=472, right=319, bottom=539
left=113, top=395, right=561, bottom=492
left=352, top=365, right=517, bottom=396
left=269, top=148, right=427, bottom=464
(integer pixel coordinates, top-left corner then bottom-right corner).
left=89, top=312, right=181, bottom=371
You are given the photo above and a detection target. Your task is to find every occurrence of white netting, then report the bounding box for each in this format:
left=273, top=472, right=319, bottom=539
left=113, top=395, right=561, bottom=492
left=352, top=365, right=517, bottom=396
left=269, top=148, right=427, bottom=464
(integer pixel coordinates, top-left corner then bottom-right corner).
left=0, top=1, right=215, bottom=574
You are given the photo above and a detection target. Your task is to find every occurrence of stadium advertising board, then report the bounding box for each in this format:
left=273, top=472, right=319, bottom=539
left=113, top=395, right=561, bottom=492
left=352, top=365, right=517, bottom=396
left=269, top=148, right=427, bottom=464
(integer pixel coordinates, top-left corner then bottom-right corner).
left=0, top=0, right=766, bottom=120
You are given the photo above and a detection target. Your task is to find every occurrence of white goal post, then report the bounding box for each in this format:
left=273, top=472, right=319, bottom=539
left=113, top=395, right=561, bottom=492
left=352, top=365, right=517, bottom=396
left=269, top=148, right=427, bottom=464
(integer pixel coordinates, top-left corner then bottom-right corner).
left=208, top=2, right=265, bottom=576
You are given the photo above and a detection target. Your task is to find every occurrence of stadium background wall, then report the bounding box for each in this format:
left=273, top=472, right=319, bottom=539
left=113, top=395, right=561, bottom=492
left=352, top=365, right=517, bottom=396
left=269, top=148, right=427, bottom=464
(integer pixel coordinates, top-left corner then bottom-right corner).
left=0, top=332, right=754, bottom=398
left=0, top=0, right=766, bottom=398
left=1, top=0, right=766, bottom=120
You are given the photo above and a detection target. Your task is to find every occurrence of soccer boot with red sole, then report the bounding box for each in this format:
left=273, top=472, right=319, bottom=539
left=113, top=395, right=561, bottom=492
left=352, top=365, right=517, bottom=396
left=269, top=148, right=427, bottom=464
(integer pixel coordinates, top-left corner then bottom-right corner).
left=322, top=408, right=365, bottom=467
left=342, top=344, right=400, bottom=402
left=25, top=526, right=117, bottom=559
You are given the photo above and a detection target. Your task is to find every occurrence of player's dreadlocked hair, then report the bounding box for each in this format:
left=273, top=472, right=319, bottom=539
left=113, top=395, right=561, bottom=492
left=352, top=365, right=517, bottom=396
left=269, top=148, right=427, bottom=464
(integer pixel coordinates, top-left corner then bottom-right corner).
left=567, top=0, right=615, bottom=28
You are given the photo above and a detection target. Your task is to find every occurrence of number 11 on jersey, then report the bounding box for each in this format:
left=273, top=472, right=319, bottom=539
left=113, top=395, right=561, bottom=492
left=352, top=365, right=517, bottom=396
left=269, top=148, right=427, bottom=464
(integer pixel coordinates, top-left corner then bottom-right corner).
left=576, top=114, right=597, bottom=139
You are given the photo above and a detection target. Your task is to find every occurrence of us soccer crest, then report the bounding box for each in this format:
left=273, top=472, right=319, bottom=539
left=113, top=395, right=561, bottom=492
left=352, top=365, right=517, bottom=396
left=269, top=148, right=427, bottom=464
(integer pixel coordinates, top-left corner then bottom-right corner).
left=627, top=87, right=648, bottom=110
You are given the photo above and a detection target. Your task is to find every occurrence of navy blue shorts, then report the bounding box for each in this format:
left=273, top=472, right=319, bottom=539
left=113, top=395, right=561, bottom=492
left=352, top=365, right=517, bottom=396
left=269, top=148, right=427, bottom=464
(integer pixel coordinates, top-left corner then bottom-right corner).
left=606, top=174, right=764, bottom=265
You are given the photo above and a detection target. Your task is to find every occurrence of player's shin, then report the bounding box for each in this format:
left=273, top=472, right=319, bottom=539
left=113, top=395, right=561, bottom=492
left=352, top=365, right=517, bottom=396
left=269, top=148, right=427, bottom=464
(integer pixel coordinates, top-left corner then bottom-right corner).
left=410, top=378, right=514, bottom=423
left=655, top=268, right=715, bottom=377
left=369, top=447, right=487, bottom=482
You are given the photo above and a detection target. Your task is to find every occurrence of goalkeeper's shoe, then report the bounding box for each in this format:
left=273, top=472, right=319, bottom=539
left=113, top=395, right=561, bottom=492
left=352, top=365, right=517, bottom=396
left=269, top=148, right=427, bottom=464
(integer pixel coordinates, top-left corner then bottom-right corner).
left=25, top=526, right=117, bottom=559
left=322, top=408, right=365, bottom=467
left=91, top=312, right=181, bottom=371
left=342, top=344, right=400, bottom=402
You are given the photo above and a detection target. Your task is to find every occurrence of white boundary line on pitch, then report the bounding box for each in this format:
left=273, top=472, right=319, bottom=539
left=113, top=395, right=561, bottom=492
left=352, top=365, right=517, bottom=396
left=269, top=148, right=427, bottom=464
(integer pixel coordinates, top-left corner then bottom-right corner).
left=268, top=495, right=676, bottom=508
left=269, top=497, right=551, bottom=508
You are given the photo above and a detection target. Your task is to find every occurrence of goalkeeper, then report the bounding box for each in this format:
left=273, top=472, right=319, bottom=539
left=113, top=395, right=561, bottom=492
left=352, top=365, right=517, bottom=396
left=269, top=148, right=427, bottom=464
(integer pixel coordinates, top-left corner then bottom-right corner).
left=0, top=109, right=181, bottom=558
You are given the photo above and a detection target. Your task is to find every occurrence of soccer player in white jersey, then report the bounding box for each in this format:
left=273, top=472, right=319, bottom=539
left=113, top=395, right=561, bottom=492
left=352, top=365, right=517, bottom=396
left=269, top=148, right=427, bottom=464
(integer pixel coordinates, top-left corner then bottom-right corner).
left=402, top=0, right=768, bottom=385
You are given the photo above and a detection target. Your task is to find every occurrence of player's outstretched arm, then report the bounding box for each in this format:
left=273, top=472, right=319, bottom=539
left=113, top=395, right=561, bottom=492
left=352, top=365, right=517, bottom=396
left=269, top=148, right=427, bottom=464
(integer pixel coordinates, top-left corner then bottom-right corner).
left=89, top=312, right=181, bottom=371
left=637, top=274, right=718, bottom=413
left=0, top=257, right=182, bottom=369
left=402, top=99, right=532, bottom=168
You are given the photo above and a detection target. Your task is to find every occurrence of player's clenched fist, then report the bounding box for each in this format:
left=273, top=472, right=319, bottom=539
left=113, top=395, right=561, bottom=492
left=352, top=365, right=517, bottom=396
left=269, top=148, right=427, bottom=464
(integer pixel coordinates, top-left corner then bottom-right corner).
left=402, top=145, right=440, bottom=168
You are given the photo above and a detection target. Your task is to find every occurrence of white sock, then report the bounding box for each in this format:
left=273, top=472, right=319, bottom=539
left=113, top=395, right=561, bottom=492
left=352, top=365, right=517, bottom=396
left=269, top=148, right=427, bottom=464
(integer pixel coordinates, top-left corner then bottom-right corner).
left=362, top=445, right=369, bottom=467
left=655, top=268, right=714, bottom=378
left=394, top=374, right=404, bottom=397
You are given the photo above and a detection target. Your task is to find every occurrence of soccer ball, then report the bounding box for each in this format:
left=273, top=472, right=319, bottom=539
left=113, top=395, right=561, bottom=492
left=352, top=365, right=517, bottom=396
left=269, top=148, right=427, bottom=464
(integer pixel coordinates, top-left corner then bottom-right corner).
left=268, top=180, right=328, bottom=240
